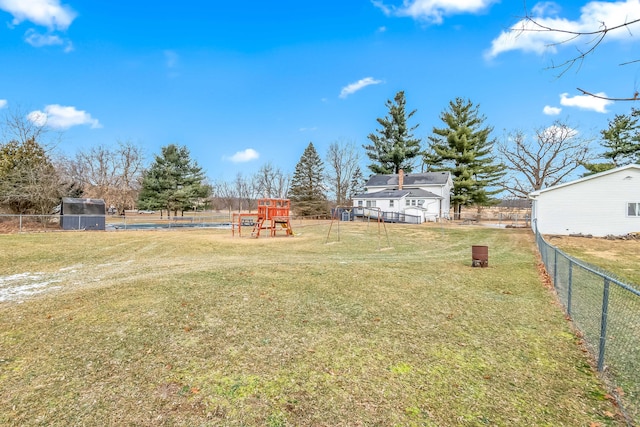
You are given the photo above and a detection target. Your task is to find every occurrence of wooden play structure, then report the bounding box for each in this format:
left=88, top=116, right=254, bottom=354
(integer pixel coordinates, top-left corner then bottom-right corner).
left=232, top=198, right=294, bottom=238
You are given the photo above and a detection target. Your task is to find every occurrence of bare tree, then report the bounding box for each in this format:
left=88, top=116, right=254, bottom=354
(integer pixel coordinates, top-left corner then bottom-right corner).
left=114, top=141, right=145, bottom=212
left=234, top=173, right=259, bottom=212
left=498, top=121, right=593, bottom=198
left=253, top=162, right=276, bottom=198
left=273, top=170, right=291, bottom=199
left=1, top=105, right=62, bottom=149
left=69, top=141, right=144, bottom=212
left=253, top=162, right=290, bottom=199
left=325, top=140, right=361, bottom=206
left=215, top=180, right=237, bottom=216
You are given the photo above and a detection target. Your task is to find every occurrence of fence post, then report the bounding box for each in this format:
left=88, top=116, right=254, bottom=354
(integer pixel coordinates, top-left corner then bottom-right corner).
left=567, top=259, right=573, bottom=317
left=598, top=278, right=611, bottom=372
left=19, top=214, right=23, bottom=232
left=553, top=247, right=558, bottom=288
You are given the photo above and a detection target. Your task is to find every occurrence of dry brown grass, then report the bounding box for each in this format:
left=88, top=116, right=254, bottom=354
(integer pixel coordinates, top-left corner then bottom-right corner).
left=0, top=223, right=625, bottom=426
left=547, top=235, right=640, bottom=285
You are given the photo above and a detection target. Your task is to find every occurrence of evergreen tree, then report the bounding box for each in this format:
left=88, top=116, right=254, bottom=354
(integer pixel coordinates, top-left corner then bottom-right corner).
left=289, top=142, right=327, bottom=216
left=347, top=166, right=365, bottom=202
left=425, top=98, right=505, bottom=219
left=363, top=91, right=422, bottom=174
left=138, top=144, right=210, bottom=217
left=582, top=109, right=640, bottom=175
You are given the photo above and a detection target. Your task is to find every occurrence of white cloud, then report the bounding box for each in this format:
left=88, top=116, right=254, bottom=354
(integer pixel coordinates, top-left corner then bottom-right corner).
left=542, top=124, right=578, bottom=140
left=374, top=0, right=498, bottom=24
left=559, top=92, right=613, bottom=113
left=299, top=126, right=318, bottom=132
left=486, top=0, right=640, bottom=59
left=226, top=148, right=259, bottom=163
left=339, top=77, right=383, bottom=99
left=24, top=28, right=72, bottom=51
left=0, top=99, right=7, bottom=109
left=543, top=105, right=562, bottom=115
left=0, top=0, right=76, bottom=30
left=27, top=104, right=102, bottom=129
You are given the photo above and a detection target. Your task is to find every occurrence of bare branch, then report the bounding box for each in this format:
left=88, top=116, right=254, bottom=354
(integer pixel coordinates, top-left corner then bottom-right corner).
left=513, top=4, right=640, bottom=98
left=577, top=87, right=640, bottom=102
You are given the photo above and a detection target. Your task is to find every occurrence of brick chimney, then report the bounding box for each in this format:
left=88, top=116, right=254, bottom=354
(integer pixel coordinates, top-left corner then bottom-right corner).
left=398, top=169, right=404, bottom=190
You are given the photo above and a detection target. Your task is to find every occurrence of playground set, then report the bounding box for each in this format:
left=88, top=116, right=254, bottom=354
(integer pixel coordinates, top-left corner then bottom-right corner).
left=232, top=198, right=294, bottom=238
left=325, top=206, right=391, bottom=250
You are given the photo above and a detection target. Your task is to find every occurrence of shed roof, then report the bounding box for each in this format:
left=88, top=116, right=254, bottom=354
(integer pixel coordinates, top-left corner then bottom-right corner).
left=365, top=171, right=450, bottom=187
left=62, top=197, right=105, bottom=205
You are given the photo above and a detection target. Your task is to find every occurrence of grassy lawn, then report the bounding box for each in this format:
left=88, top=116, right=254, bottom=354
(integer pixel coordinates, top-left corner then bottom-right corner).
left=0, top=223, right=624, bottom=426
left=541, top=234, right=640, bottom=425
left=547, top=235, right=640, bottom=287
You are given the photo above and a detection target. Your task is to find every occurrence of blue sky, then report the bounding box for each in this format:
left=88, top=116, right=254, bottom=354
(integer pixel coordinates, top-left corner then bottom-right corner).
left=1, top=0, right=639, bottom=182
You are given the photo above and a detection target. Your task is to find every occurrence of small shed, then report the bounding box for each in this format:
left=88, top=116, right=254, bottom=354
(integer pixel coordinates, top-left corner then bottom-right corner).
left=60, top=197, right=106, bottom=231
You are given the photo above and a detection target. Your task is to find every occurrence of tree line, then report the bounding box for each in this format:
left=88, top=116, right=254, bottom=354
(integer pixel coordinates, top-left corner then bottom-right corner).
left=1, top=96, right=639, bottom=219
left=289, top=92, right=638, bottom=219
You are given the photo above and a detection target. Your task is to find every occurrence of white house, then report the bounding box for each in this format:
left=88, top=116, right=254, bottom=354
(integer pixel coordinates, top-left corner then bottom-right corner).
left=352, top=170, right=452, bottom=223
left=529, top=164, right=640, bottom=236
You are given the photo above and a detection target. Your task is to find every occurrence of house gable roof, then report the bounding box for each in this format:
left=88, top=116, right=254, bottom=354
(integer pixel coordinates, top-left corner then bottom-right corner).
left=406, top=189, right=442, bottom=199
left=529, top=164, right=640, bottom=198
left=354, top=190, right=410, bottom=199
left=365, top=171, right=450, bottom=187
left=353, top=189, right=442, bottom=199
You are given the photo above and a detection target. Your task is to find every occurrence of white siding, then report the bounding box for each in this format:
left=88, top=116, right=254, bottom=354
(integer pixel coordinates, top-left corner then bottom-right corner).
left=532, top=167, right=640, bottom=236
left=353, top=198, right=404, bottom=214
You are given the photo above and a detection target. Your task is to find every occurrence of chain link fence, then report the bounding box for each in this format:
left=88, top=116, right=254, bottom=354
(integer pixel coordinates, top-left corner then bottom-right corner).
left=0, top=213, right=233, bottom=232
left=535, top=227, right=640, bottom=425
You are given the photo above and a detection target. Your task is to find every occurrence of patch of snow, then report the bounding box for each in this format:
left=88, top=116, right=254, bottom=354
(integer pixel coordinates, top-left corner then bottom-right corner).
left=0, top=272, right=63, bottom=302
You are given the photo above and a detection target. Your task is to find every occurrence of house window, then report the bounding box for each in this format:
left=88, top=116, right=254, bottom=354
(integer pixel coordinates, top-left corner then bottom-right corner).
left=628, top=202, right=640, bottom=217
left=358, top=200, right=363, bottom=207
left=411, top=199, right=417, bottom=206
left=389, top=200, right=394, bottom=208
left=366, top=200, right=376, bottom=208
left=406, top=199, right=410, bottom=206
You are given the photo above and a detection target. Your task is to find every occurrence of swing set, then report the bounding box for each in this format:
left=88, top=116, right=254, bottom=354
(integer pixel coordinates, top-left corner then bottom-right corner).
left=325, top=206, right=391, bottom=250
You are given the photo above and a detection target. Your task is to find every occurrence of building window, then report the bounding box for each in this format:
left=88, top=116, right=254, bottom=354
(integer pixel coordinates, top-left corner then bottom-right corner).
left=628, top=202, right=640, bottom=216
left=389, top=200, right=394, bottom=208
left=406, top=199, right=410, bottom=206
left=358, top=200, right=363, bottom=207
left=366, top=200, right=376, bottom=208
left=411, top=199, right=417, bottom=206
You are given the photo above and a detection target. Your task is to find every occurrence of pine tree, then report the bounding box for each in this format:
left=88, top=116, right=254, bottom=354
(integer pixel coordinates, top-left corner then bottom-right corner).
left=347, top=166, right=365, bottom=202
left=363, top=91, right=422, bottom=174
left=583, top=109, right=640, bottom=175
left=138, top=144, right=210, bottom=217
left=425, top=98, right=505, bottom=219
left=289, top=142, right=327, bottom=216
